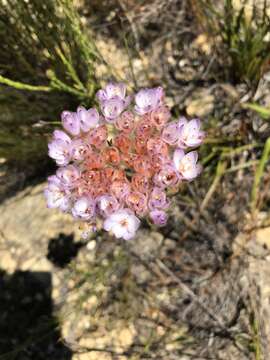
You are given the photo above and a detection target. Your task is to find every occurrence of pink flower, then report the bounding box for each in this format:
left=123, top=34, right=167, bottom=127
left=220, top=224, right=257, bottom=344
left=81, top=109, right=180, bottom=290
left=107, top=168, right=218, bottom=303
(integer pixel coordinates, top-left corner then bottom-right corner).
left=97, top=194, right=120, bottom=217
left=151, top=153, right=171, bottom=172
left=53, top=130, right=72, bottom=143
left=48, top=138, right=71, bottom=166
left=96, top=82, right=127, bottom=102
left=146, top=137, right=168, bottom=156
left=134, top=87, right=164, bottom=115
left=133, top=156, right=152, bottom=177
left=114, top=133, right=132, bottom=153
left=126, top=191, right=148, bottom=215
left=97, top=83, right=131, bottom=121
left=136, top=117, right=153, bottom=137
left=84, top=152, right=105, bottom=170
left=111, top=180, right=130, bottom=200
left=178, top=118, right=204, bottom=148
left=45, top=82, right=204, bottom=238
left=103, top=209, right=140, bottom=240
left=44, top=176, right=70, bottom=211
left=148, top=187, right=169, bottom=210
left=102, top=146, right=120, bottom=165
left=100, top=97, right=126, bottom=121
left=154, top=164, right=179, bottom=188
left=149, top=210, right=168, bottom=226
left=56, top=165, right=80, bottom=188
left=173, top=149, right=202, bottom=180
left=131, top=174, right=150, bottom=192
left=162, top=121, right=181, bottom=145
left=115, top=111, right=135, bottom=133
left=72, top=196, right=95, bottom=220
left=61, top=111, right=80, bottom=136
left=77, top=106, right=100, bottom=132
left=88, top=125, right=108, bottom=148
left=150, top=106, right=170, bottom=129
left=71, top=139, right=91, bottom=161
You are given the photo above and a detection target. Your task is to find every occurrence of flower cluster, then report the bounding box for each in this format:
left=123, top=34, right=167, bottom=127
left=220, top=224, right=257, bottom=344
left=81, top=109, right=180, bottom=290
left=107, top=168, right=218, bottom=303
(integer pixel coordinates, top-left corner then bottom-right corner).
left=45, top=83, right=204, bottom=240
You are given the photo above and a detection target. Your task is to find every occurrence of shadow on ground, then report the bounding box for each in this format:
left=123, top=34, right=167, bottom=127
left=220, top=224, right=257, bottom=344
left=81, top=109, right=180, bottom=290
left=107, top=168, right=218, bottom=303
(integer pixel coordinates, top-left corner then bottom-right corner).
left=0, top=269, right=72, bottom=360
left=47, top=233, right=84, bottom=268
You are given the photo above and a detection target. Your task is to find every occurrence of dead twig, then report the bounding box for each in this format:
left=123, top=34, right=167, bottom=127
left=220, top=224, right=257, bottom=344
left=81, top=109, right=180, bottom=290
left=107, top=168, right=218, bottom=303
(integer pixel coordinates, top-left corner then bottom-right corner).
left=200, top=159, right=227, bottom=212
left=155, top=258, right=229, bottom=333
left=125, top=243, right=238, bottom=337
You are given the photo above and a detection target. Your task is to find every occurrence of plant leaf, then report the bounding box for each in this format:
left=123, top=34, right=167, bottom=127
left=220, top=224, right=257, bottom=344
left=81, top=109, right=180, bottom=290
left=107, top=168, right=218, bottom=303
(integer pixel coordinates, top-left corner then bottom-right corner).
left=244, top=103, right=270, bottom=120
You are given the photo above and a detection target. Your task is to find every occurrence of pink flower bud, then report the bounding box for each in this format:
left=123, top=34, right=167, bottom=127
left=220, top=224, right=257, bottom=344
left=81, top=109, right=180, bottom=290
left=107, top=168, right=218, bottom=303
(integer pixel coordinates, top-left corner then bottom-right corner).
left=114, top=133, right=132, bottom=153
left=61, top=111, right=80, bottom=136
left=134, top=87, right=164, bottom=115
left=77, top=106, right=100, bottom=132
left=135, top=118, right=153, bottom=138
left=131, top=173, right=150, bottom=193
left=89, top=125, right=108, bottom=148
left=115, top=111, right=135, bottom=133
left=133, top=156, right=152, bottom=177
left=84, top=153, right=105, bottom=170
left=154, top=164, right=179, bottom=188
left=71, top=139, right=91, bottom=161
left=111, top=180, right=130, bottom=200
left=147, top=137, right=168, bottom=156
left=56, top=165, right=80, bottom=188
left=134, top=137, right=148, bottom=155
left=102, top=146, right=120, bottom=165
left=82, top=170, right=101, bottom=187
left=126, top=191, right=148, bottom=215
left=150, top=106, right=170, bottom=129
left=100, top=98, right=125, bottom=121
left=150, top=209, right=168, bottom=226
left=162, top=121, right=181, bottom=145
left=96, top=82, right=127, bottom=102
left=148, top=187, right=169, bottom=210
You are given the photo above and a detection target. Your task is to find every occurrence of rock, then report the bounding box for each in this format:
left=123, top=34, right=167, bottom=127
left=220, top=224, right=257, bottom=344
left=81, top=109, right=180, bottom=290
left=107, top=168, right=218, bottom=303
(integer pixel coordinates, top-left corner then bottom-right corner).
left=0, top=251, right=17, bottom=273
left=131, top=230, right=163, bottom=259
left=248, top=256, right=270, bottom=360
left=115, top=326, right=135, bottom=348
left=130, top=263, right=151, bottom=284
left=220, top=83, right=240, bottom=100
left=232, top=0, right=270, bottom=19
left=186, top=90, right=214, bottom=117
left=0, top=182, right=81, bottom=273
left=75, top=322, right=135, bottom=360
left=192, top=33, right=212, bottom=55
left=245, top=227, right=270, bottom=360
left=255, top=227, right=270, bottom=249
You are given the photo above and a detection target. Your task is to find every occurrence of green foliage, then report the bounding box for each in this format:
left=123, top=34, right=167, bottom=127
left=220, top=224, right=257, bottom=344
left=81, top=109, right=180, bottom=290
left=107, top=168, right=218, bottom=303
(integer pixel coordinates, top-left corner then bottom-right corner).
left=251, top=137, right=270, bottom=213
left=244, top=102, right=270, bottom=120
left=241, top=102, right=270, bottom=212
left=0, top=0, right=106, bottom=172
left=0, top=0, right=103, bottom=99
left=195, top=0, right=270, bottom=85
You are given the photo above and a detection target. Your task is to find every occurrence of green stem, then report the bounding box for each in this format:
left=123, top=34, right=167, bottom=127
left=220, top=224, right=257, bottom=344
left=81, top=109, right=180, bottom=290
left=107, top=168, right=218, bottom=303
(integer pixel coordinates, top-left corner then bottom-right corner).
left=251, top=137, right=270, bottom=212
left=225, top=160, right=258, bottom=173
left=0, top=75, right=51, bottom=92
left=56, top=47, right=86, bottom=91
left=200, top=158, right=227, bottom=211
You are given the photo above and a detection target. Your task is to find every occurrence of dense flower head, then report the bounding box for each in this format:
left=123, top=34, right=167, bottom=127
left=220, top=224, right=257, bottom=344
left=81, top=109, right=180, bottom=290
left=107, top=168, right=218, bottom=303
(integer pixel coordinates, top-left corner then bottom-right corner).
left=45, top=83, right=205, bottom=240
